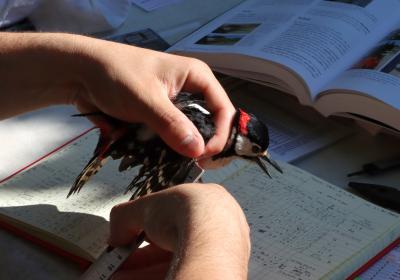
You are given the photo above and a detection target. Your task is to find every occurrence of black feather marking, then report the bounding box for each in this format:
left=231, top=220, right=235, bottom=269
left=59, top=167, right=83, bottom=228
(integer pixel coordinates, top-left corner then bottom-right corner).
left=241, top=111, right=269, bottom=151
left=68, top=156, right=108, bottom=197
left=119, top=154, right=136, bottom=172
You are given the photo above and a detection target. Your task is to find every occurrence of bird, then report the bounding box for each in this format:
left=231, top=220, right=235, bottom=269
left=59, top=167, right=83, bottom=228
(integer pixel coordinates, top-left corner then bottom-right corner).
left=68, top=92, right=282, bottom=200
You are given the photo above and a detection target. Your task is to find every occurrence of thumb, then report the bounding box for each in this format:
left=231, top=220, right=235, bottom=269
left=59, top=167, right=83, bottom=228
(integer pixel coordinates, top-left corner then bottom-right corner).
left=108, top=193, right=180, bottom=252
left=145, top=97, right=205, bottom=158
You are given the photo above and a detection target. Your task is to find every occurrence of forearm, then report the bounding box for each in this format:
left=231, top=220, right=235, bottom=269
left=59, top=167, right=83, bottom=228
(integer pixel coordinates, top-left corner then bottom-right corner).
left=0, top=33, right=93, bottom=119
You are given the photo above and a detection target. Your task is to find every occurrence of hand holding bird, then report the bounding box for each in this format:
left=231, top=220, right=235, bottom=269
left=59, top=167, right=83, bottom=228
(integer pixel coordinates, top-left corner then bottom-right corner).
left=69, top=92, right=282, bottom=199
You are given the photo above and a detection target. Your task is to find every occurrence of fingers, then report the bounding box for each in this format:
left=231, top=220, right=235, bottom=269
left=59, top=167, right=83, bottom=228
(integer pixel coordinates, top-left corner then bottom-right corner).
left=109, top=184, right=250, bottom=279
left=144, top=95, right=205, bottom=158
left=74, top=44, right=235, bottom=158
left=108, top=189, right=184, bottom=251
left=205, top=106, right=235, bottom=156
left=108, top=199, right=146, bottom=248
left=182, top=60, right=236, bottom=157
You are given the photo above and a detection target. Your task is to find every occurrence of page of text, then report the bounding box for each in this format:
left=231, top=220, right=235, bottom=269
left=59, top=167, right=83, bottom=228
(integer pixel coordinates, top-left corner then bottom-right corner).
left=171, top=0, right=400, bottom=100
left=323, top=27, right=400, bottom=112
left=204, top=163, right=400, bottom=280
left=0, top=131, right=134, bottom=259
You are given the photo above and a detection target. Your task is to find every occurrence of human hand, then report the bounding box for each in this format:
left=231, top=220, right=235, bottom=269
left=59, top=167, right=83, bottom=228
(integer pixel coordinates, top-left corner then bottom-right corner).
left=70, top=35, right=236, bottom=158
left=108, top=183, right=250, bottom=280
left=0, top=33, right=235, bottom=159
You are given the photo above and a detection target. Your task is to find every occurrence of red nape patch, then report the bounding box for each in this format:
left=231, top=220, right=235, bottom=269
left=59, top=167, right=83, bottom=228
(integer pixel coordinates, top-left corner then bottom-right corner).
left=238, top=109, right=251, bottom=135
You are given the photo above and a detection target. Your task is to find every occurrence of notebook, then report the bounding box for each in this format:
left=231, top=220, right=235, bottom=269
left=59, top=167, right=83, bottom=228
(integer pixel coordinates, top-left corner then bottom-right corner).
left=0, top=130, right=399, bottom=279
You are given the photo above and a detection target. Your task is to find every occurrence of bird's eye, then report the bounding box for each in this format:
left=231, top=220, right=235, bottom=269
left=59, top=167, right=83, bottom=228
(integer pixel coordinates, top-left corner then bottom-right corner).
left=252, top=145, right=261, bottom=154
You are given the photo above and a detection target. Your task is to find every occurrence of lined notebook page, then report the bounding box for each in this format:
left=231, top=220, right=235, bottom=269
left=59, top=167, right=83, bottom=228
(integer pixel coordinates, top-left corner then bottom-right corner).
left=204, top=163, right=400, bottom=280
left=0, top=131, right=134, bottom=260
left=1, top=128, right=400, bottom=278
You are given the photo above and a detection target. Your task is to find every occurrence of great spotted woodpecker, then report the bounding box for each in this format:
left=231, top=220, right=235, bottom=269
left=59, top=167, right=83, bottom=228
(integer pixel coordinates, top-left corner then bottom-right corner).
left=68, top=92, right=282, bottom=199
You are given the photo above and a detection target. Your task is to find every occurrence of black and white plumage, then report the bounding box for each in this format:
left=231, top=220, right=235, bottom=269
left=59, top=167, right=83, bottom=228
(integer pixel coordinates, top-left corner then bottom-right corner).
left=68, top=92, right=282, bottom=200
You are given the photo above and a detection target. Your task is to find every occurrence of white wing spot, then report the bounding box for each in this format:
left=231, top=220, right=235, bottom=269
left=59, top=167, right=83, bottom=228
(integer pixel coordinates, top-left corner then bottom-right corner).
left=187, top=103, right=210, bottom=115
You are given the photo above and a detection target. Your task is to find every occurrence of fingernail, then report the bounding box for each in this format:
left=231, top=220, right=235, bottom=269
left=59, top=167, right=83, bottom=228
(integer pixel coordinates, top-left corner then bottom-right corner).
left=181, top=133, right=195, bottom=146
left=180, top=132, right=203, bottom=156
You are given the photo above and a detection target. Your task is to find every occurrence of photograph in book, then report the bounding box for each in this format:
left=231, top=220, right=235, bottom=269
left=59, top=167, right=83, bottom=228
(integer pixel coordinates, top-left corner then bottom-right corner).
left=196, top=34, right=244, bottom=46
left=382, top=55, right=400, bottom=79
left=353, top=30, right=400, bottom=71
left=213, top=23, right=260, bottom=34
left=195, top=23, right=261, bottom=46
left=324, top=0, right=373, bottom=7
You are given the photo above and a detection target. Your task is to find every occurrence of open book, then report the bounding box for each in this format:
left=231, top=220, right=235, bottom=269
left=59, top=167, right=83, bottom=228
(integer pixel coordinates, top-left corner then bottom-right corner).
left=0, top=130, right=399, bottom=279
left=169, top=0, right=400, bottom=132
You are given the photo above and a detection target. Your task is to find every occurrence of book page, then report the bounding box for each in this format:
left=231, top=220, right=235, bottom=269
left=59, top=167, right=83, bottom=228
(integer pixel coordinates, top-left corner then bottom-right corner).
left=0, top=131, right=134, bottom=260
left=257, top=0, right=400, bottom=99
left=204, top=162, right=400, bottom=280
left=169, top=0, right=317, bottom=97
left=324, top=26, right=400, bottom=98
left=170, top=0, right=400, bottom=100
left=317, top=27, right=400, bottom=131
left=170, top=0, right=314, bottom=54
left=0, top=105, right=92, bottom=181
left=0, top=127, right=399, bottom=278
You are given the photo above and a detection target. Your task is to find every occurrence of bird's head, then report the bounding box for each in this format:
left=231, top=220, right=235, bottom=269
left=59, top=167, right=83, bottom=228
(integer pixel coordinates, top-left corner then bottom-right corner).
left=232, top=109, right=282, bottom=177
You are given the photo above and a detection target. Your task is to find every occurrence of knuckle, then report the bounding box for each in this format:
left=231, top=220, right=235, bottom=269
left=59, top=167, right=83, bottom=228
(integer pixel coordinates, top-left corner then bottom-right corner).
left=205, top=183, right=236, bottom=202
left=187, top=57, right=212, bottom=72
left=109, top=203, right=125, bottom=221
left=207, top=183, right=227, bottom=194
left=158, top=104, right=180, bottom=123
left=157, top=110, right=188, bottom=133
left=207, top=140, right=225, bottom=155
left=109, top=205, right=119, bottom=220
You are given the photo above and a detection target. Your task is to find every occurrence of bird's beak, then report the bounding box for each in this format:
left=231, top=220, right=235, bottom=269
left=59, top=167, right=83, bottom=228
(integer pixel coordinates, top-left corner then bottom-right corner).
left=255, top=157, right=272, bottom=178
left=260, top=152, right=283, bottom=174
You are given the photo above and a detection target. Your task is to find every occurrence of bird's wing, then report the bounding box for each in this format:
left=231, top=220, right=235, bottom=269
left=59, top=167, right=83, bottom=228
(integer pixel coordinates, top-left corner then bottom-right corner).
left=121, top=146, right=193, bottom=200
left=68, top=125, right=137, bottom=197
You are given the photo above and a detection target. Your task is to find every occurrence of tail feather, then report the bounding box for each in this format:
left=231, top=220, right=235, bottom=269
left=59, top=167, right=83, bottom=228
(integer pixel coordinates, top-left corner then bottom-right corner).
left=126, top=165, right=164, bottom=200
left=119, top=154, right=136, bottom=172
left=129, top=178, right=153, bottom=200
left=124, top=166, right=148, bottom=194
left=67, top=156, right=108, bottom=197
